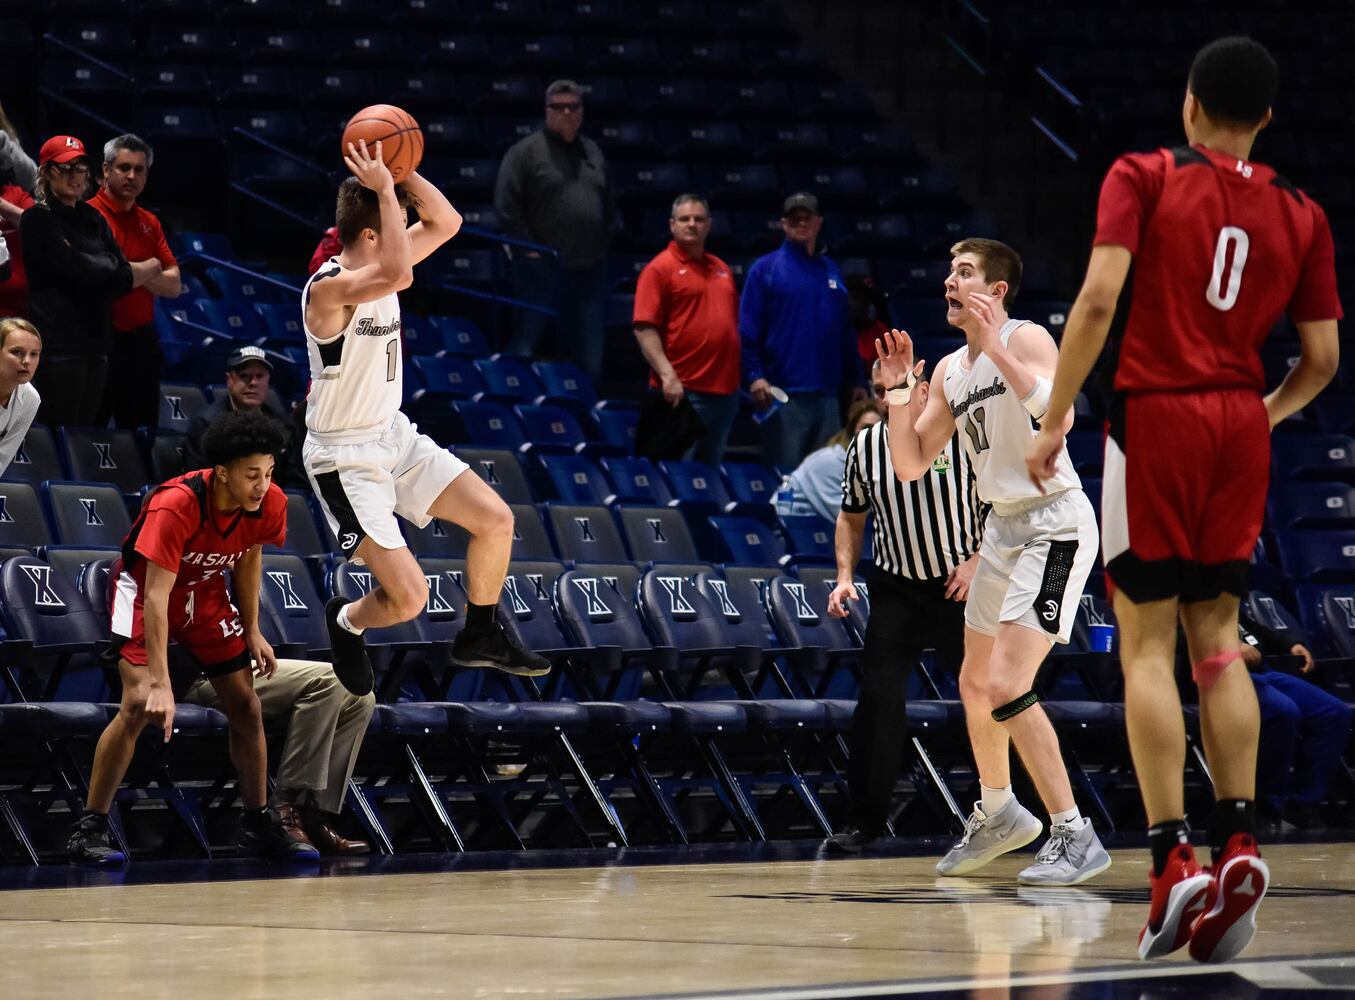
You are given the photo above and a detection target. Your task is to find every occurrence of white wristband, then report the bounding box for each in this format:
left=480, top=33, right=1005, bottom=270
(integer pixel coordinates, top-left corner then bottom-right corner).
left=1020, top=375, right=1053, bottom=419
left=885, top=370, right=917, bottom=406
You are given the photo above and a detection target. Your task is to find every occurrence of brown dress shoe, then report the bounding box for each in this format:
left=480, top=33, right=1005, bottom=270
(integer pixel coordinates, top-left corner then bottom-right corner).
left=303, top=809, right=370, bottom=856
left=275, top=804, right=318, bottom=853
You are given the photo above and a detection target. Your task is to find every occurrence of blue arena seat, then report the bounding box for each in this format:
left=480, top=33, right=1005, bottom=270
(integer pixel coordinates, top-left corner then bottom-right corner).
left=457, top=448, right=536, bottom=504
left=451, top=399, right=527, bottom=450
left=58, top=428, right=149, bottom=497
left=722, top=462, right=781, bottom=507
left=545, top=504, right=628, bottom=563
left=0, top=481, right=51, bottom=551
left=42, top=482, right=132, bottom=548
left=591, top=400, right=640, bottom=453
left=537, top=454, right=612, bottom=505
left=514, top=404, right=590, bottom=456
left=257, top=553, right=330, bottom=657
left=195, top=299, right=266, bottom=342
left=777, top=514, right=836, bottom=565
left=1272, top=435, right=1355, bottom=483
left=157, top=382, right=210, bottom=434
left=410, top=354, right=484, bottom=398
left=617, top=506, right=700, bottom=564
left=601, top=456, right=673, bottom=506
left=1, top=423, right=63, bottom=487
left=708, top=516, right=789, bottom=565
left=1274, top=530, right=1355, bottom=583
left=660, top=461, right=733, bottom=513
left=533, top=361, right=598, bottom=411
left=1267, top=483, right=1355, bottom=529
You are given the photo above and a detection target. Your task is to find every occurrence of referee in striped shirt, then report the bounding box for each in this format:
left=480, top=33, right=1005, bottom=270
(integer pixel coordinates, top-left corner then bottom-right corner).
left=826, top=359, right=984, bottom=851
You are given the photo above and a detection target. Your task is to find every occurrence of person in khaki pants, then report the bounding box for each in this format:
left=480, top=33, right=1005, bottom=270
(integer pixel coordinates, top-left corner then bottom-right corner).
left=186, top=658, right=375, bottom=854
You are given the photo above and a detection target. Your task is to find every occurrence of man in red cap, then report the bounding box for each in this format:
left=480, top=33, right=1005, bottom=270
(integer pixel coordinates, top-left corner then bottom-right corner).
left=89, top=133, right=181, bottom=431
left=22, top=135, right=157, bottom=426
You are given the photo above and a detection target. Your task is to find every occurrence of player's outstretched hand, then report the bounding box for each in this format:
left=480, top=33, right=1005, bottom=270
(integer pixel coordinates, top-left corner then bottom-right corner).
left=145, top=683, right=175, bottom=744
left=344, top=138, right=394, bottom=193
left=247, top=632, right=279, bottom=680
left=827, top=580, right=859, bottom=618
left=1025, top=425, right=1065, bottom=494
left=875, top=329, right=917, bottom=389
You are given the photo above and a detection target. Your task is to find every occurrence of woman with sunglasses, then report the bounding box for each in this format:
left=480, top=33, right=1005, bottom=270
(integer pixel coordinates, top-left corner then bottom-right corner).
left=20, top=135, right=158, bottom=427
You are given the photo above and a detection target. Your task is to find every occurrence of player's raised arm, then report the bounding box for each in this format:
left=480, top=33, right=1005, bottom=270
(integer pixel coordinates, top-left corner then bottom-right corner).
left=307, top=141, right=414, bottom=331
left=1026, top=245, right=1132, bottom=485
left=401, top=171, right=462, bottom=265
left=876, top=329, right=956, bottom=481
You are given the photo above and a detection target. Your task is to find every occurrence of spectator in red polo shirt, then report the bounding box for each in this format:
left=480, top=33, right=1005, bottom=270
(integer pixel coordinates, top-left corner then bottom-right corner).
left=89, top=133, right=181, bottom=430
left=632, top=194, right=740, bottom=466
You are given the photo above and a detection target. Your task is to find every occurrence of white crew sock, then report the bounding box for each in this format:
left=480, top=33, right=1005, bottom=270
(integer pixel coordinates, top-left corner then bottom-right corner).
left=980, top=783, right=1013, bottom=815
left=1051, top=806, right=1084, bottom=830
left=336, top=603, right=365, bottom=636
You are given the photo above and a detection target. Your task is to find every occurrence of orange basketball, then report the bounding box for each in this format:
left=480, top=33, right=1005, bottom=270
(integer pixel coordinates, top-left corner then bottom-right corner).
left=341, top=104, right=424, bottom=184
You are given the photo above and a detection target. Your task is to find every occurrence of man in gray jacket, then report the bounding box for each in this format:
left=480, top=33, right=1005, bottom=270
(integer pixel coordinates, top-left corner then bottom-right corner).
left=494, top=79, right=614, bottom=382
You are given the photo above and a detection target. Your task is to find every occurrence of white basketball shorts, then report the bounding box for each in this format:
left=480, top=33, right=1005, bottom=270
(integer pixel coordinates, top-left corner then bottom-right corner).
left=303, top=410, right=469, bottom=559
left=965, top=488, right=1098, bottom=645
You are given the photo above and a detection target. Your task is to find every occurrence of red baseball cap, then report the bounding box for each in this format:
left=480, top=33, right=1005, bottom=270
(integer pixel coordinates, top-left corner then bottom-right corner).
left=39, top=135, right=89, bottom=167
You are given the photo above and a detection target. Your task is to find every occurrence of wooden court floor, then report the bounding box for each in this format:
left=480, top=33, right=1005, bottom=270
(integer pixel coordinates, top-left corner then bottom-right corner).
left=2, top=842, right=1354, bottom=999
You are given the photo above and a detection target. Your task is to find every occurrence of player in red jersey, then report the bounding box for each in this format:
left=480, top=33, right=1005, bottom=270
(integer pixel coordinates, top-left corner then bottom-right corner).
left=1027, top=37, right=1341, bottom=963
left=67, top=411, right=320, bottom=864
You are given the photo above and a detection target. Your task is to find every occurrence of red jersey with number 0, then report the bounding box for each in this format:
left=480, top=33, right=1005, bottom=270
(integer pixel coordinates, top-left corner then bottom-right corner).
left=119, top=469, right=287, bottom=594
left=1094, top=144, right=1341, bottom=393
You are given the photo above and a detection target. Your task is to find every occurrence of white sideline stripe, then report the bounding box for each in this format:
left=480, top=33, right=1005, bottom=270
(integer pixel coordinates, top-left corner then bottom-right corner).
left=616, top=953, right=1355, bottom=1000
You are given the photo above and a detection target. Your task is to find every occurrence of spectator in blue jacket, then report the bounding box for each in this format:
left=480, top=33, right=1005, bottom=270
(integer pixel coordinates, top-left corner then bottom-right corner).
left=740, top=192, right=865, bottom=469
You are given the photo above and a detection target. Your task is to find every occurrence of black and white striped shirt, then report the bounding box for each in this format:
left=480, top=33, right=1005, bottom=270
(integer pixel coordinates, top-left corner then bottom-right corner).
left=842, top=424, right=983, bottom=580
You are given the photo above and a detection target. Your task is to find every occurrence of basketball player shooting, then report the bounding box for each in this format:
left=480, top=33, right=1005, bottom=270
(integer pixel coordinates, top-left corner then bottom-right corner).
left=302, top=139, right=550, bottom=697
left=1025, top=37, right=1341, bottom=963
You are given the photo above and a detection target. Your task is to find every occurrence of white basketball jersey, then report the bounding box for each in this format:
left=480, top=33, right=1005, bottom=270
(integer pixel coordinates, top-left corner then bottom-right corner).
left=302, top=258, right=403, bottom=444
left=941, top=318, right=1080, bottom=505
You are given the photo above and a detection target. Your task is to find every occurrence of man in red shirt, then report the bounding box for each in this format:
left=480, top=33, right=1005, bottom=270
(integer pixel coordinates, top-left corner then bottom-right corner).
left=68, top=411, right=319, bottom=864
left=89, top=133, right=181, bottom=430
left=633, top=193, right=741, bottom=465
left=0, top=181, right=34, bottom=318
left=1028, top=37, right=1341, bottom=963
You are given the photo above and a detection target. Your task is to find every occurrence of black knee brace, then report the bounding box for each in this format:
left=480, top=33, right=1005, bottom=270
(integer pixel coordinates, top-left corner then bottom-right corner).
left=991, top=689, right=1040, bottom=722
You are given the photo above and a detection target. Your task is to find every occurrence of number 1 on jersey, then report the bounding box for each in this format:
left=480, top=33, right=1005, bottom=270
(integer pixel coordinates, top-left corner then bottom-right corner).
left=1206, top=226, right=1250, bottom=312
left=386, top=339, right=397, bottom=382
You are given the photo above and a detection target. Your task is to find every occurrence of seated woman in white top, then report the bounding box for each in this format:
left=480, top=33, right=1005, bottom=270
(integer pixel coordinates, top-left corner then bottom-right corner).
left=775, top=397, right=882, bottom=521
left=0, top=318, right=41, bottom=478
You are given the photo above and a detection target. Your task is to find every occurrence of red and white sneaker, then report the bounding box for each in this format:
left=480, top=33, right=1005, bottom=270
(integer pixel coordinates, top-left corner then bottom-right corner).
left=1188, top=833, right=1270, bottom=964
left=1138, top=843, right=1213, bottom=960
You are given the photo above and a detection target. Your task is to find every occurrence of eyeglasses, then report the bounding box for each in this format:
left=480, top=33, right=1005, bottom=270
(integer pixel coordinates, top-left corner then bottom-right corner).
left=546, top=102, right=583, bottom=113
left=52, top=162, right=90, bottom=177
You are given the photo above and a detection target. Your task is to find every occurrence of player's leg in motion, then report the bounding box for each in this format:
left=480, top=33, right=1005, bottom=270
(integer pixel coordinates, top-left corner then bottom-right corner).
left=68, top=657, right=151, bottom=864
left=1117, top=592, right=1212, bottom=959
left=936, top=626, right=1043, bottom=876
left=428, top=470, right=549, bottom=675
left=328, top=470, right=548, bottom=678
left=990, top=623, right=1110, bottom=886
left=1178, top=593, right=1268, bottom=963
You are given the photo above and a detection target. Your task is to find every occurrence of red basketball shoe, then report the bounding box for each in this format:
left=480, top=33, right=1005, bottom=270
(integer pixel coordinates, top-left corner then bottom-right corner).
left=1137, top=842, right=1213, bottom=960
left=1188, top=833, right=1269, bottom=963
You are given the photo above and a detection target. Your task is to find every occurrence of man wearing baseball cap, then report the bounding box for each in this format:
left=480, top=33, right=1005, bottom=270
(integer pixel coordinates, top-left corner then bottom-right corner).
left=183, top=346, right=300, bottom=484
left=22, top=135, right=158, bottom=426
left=740, top=191, right=866, bottom=469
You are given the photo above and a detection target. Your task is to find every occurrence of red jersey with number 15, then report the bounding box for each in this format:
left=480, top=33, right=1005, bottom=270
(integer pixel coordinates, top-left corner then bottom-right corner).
left=118, top=469, right=287, bottom=593
left=1094, top=144, right=1341, bottom=393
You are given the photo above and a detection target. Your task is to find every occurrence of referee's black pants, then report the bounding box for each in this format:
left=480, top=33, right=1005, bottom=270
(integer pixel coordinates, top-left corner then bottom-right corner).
left=846, top=567, right=966, bottom=834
